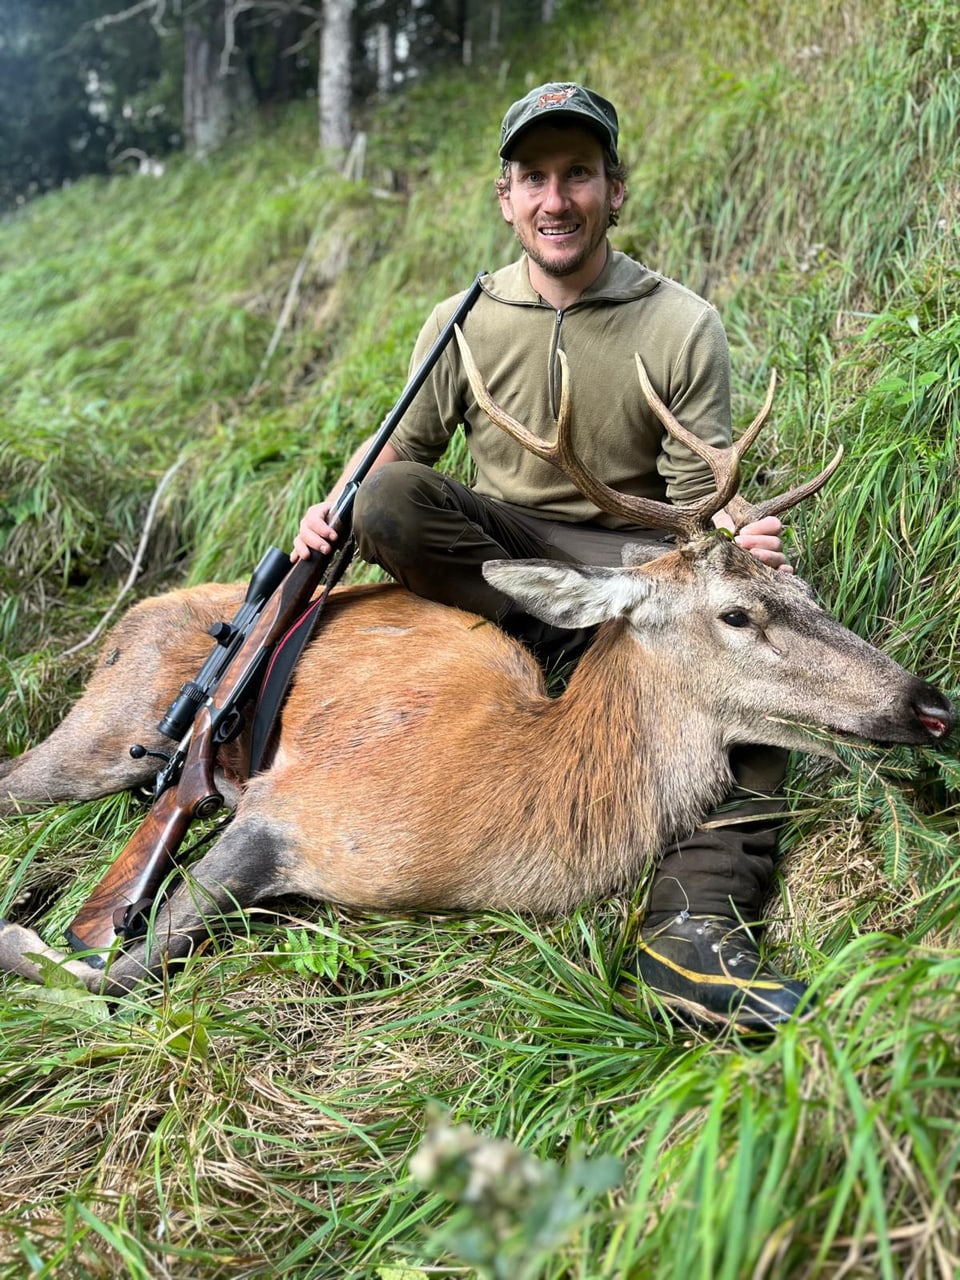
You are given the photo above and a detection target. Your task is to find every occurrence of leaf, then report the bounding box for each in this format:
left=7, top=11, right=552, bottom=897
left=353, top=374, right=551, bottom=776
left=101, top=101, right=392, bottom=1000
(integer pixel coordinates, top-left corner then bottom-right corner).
left=152, top=1008, right=211, bottom=1059
left=25, top=949, right=98, bottom=993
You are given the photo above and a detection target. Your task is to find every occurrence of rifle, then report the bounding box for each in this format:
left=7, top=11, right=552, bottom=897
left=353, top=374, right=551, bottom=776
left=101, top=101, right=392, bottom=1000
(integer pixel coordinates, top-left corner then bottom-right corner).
left=65, top=270, right=488, bottom=961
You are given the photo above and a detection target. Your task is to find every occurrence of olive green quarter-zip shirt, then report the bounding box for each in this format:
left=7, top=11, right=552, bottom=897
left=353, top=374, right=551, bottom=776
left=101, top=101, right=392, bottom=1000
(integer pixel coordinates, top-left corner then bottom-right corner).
left=390, top=248, right=733, bottom=529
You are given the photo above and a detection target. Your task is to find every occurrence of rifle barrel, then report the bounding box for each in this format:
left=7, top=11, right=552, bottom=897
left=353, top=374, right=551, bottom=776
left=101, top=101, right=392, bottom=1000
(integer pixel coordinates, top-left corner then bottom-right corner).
left=64, top=268, right=489, bottom=960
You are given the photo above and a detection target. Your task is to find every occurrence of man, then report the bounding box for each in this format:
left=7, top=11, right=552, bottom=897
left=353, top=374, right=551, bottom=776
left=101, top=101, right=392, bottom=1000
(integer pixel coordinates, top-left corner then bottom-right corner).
left=294, top=81, right=808, bottom=1032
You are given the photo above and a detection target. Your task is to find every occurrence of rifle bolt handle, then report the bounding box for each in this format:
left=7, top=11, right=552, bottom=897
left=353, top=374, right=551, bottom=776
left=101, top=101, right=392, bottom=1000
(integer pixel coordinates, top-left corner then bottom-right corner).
left=130, top=743, right=171, bottom=763
left=208, top=621, right=235, bottom=645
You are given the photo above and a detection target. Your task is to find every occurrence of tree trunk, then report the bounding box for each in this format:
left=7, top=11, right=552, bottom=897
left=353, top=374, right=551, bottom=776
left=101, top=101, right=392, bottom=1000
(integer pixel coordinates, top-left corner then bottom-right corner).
left=375, top=19, right=394, bottom=98
left=488, top=1, right=501, bottom=51
left=457, top=0, right=471, bottom=66
left=319, top=0, right=354, bottom=157
left=183, top=4, right=254, bottom=156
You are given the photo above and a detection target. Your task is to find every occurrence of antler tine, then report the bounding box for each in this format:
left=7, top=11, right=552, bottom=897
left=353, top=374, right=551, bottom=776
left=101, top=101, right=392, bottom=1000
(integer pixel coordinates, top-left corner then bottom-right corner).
left=455, top=327, right=699, bottom=537
left=633, top=354, right=745, bottom=524
left=551, top=350, right=701, bottom=532
left=724, top=445, right=845, bottom=532
left=731, top=368, right=778, bottom=464
left=454, top=326, right=555, bottom=462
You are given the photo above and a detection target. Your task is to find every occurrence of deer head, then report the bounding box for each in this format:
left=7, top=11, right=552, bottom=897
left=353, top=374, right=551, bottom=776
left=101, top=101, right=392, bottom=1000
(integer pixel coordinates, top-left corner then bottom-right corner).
left=454, top=325, right=954, bottom=751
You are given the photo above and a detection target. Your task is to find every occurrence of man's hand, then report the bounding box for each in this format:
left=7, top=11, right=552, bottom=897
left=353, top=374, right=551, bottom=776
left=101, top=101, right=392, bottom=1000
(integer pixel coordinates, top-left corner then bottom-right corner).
left=292, top=438, right=400, bottom=562
left=292, top=501, right=339, bottom=562
left=734, top=515, right=792, bottom=573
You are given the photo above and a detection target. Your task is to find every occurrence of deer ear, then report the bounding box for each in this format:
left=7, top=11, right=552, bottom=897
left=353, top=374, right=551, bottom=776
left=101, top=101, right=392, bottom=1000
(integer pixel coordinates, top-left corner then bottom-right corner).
left=483, top=560, right=656, bottom=629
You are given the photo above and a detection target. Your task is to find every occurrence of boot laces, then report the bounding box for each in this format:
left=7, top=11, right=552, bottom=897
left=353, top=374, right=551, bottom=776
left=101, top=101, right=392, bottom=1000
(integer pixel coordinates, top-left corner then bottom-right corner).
left=682, top=912, right=752, bottom=969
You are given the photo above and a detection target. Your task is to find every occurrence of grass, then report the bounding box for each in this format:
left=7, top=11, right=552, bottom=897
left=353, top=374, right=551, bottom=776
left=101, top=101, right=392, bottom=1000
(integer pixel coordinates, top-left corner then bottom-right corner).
left=2, top=0, right=960, bottom=1275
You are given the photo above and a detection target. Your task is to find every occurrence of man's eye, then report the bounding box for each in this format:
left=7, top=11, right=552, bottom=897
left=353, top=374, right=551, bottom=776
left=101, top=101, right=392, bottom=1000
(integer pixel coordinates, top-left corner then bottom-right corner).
left=720, top=610, right=751, bottom=628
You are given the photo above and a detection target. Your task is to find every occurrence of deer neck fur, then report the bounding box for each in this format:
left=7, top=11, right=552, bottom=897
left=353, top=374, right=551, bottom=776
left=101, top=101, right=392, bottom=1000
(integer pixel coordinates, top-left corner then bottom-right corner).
left=469, top=620, right=734, bottom=910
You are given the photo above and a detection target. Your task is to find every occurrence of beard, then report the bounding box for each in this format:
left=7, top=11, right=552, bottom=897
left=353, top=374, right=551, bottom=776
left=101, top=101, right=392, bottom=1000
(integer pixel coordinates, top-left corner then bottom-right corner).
left=513, top=198, right=612, bottom=279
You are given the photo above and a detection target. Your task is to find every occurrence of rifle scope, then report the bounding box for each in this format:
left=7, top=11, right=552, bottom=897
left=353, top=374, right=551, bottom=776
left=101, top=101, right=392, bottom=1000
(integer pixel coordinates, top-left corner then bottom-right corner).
left=156, top=545, right=291, bottom=742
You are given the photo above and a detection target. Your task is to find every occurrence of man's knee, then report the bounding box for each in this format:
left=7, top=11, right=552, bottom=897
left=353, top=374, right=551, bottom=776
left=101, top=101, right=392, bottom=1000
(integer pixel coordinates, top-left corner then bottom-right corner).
left=353, top=461, right=438, bottom=559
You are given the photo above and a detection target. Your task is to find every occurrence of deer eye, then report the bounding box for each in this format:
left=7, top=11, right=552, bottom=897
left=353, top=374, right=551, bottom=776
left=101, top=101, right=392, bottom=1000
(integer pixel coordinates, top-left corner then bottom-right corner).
left=720, top=610, right=751, bottom=628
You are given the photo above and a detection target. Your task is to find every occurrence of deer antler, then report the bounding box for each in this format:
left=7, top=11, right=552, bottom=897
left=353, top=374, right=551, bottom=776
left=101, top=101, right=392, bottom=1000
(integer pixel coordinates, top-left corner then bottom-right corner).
left=632, top=355, right=844, bottom=534
left=454, top=327, right=843, bottom=539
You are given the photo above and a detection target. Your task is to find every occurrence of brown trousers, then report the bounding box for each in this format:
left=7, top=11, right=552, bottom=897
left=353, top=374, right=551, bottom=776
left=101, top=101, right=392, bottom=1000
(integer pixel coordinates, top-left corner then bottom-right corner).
left=354, top=462, right=786, bottom=924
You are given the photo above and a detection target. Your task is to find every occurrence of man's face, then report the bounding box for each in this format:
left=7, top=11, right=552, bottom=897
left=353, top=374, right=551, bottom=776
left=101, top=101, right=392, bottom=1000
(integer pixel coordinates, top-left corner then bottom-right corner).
left=498, top=124, right=625, bottom=284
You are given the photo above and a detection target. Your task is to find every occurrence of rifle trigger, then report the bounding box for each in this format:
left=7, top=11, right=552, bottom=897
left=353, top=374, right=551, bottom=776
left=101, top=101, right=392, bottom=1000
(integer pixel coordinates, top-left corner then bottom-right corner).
left=213, top=707, right=244, bottom=745
left=113, top=898, right=154, bottom=941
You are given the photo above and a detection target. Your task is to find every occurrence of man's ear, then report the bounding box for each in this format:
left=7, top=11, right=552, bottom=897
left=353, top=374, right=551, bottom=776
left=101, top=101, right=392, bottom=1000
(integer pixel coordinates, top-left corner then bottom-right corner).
left=497, top=178, right=515, bottom=226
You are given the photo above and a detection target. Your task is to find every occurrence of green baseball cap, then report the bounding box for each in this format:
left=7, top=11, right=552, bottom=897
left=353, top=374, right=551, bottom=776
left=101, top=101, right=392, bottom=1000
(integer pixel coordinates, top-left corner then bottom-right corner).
left=499, top=82, right=619, bottom=162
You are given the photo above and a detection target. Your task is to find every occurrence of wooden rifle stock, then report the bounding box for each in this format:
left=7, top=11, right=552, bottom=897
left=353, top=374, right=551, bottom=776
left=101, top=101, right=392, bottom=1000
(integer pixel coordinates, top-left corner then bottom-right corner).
left=65, top=556, right=332, bottom=957
left=65, top=270, right=488, bottom=961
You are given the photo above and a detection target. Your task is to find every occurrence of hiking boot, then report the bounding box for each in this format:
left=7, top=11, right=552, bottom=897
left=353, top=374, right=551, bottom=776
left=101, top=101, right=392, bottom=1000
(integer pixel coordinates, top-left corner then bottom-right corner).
left=624, top=911, right=811, bottom=1033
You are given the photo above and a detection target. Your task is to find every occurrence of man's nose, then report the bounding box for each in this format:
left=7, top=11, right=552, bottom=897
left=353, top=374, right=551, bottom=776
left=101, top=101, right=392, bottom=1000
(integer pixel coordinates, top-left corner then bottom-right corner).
left=541, top=176, right=570, bottom=212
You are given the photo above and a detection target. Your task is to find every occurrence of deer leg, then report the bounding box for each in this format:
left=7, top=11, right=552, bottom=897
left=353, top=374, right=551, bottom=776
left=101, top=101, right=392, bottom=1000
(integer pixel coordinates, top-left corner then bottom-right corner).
left=0, top=741, right=157, bottom=815
left=1, top=586, right=248, bottom=815
left=0, top=815, right=291, bottom=997
left=0, top=918, right=112, bottom=991
left=95, top=814, right=292, bottom=997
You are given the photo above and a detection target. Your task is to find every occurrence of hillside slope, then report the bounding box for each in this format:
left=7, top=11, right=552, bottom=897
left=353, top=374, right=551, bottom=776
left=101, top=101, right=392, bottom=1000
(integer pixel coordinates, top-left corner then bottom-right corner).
left=1, top=1, right=959, bottom=1275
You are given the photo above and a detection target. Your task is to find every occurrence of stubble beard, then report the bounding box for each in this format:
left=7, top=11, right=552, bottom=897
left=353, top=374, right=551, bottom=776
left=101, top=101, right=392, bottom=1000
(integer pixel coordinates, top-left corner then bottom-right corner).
left=516, top=198, right=612, bottom=279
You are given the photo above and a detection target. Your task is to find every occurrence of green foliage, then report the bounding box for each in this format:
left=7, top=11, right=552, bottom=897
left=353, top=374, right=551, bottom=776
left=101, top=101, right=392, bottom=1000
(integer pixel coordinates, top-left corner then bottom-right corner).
left=271, top=920, right=378, bottom=985
left=794, top=303, right=960, bottom=684
left=2, top=0, right=960, bottom=1276
left=409, top=1112, right=622, bottom=1279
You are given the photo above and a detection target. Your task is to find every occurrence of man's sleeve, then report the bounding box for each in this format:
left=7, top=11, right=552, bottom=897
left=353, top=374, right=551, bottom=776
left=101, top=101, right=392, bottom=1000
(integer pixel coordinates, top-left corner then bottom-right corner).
left=389, top=302, right=464, bottom=467
left=655, top=306, right=734, bottom=505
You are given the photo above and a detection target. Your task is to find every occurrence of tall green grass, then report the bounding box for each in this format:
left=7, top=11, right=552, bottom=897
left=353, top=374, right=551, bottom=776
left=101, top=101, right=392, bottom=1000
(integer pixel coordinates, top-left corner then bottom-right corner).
left=1, top=0, right=960, bottom=1275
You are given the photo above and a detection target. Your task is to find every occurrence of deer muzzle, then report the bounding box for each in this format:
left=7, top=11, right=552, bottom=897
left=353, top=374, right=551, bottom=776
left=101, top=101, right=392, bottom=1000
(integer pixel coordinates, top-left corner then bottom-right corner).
left=912, top=684, right=956, bottom=740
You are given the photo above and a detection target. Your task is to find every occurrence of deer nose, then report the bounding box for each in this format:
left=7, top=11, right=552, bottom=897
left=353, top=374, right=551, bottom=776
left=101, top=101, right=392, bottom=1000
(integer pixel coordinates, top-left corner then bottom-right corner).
left=913, top=686, right=956, bottom=739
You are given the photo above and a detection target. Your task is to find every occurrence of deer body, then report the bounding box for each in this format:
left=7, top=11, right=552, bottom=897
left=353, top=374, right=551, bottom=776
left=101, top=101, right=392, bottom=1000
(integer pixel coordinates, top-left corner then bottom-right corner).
left=0, top=345, right=954, bottom=996
left=1, top=566, right=730, bottom=915
left=0, top=533, right=954, bottom=997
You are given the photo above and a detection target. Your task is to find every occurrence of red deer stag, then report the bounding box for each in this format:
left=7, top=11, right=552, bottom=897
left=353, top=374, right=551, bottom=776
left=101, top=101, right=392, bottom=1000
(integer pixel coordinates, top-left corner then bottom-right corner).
left=0, top=338, right=954, bottom=996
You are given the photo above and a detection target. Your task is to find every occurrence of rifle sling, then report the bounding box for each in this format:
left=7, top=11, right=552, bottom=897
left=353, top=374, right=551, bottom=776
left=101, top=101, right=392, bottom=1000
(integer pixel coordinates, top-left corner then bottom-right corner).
left=247, top=536, right=355, bottom=775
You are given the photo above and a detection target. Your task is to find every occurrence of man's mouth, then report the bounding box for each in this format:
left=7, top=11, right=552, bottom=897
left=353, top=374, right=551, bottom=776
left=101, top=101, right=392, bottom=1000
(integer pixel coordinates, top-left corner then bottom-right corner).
left=539, top=224, right=579, bottom=238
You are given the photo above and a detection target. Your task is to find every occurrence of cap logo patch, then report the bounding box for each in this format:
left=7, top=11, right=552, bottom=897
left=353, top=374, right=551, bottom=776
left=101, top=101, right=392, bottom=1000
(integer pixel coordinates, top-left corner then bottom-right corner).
left=537, top=88, right=577, bottom=109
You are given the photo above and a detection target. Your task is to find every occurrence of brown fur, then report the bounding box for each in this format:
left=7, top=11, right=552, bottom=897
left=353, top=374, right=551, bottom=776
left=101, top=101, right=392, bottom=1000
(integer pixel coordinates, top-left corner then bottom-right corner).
left=0, top=537, right=953, bottom=995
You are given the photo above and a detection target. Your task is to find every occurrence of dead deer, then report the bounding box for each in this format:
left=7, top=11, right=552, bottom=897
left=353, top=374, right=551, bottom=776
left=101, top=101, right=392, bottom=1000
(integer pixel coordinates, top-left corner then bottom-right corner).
left=0, top=340, right=953, bottom=996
